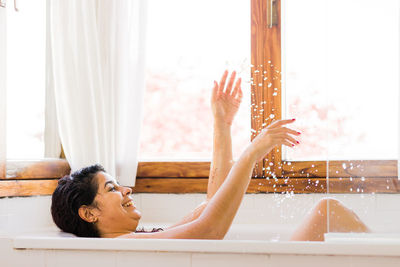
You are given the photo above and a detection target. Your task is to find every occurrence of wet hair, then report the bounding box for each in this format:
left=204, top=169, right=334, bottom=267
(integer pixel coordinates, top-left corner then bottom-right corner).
left=51, top=164, right=105, bottom=238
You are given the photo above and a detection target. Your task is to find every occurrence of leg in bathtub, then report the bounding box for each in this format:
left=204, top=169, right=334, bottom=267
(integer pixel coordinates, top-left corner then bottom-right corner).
left=289, top=198, right=370, bottom=241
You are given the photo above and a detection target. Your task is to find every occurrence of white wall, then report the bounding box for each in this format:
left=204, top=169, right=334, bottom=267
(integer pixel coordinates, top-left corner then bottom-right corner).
left=0, top=193, right=399, bottom=235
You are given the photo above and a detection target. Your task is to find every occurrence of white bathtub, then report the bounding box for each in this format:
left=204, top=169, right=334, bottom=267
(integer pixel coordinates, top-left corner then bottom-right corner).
left=2, top=194, right=400, bottom=267
left=2, top=224, right=400, bottom=267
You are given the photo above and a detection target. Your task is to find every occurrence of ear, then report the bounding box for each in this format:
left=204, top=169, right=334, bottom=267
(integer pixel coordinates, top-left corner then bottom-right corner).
left=78, top=205, right=98, bottom=223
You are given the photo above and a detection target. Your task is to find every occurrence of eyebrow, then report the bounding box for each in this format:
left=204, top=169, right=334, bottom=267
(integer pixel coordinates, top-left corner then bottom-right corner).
left=104, top=180, right=116, bottom=189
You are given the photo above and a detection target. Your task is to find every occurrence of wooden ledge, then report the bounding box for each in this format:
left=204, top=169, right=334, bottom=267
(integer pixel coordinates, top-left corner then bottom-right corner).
left=1, top=177, right=399, bottom=198
left=0, top=159, right=398, bottom=197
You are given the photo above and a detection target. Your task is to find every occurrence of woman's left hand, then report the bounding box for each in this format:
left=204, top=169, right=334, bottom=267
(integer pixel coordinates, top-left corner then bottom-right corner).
left=211, top=70, right=243, bottom=126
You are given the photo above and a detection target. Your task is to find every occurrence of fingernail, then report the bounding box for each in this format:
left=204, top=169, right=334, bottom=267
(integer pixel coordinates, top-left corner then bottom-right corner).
left=296, top=141, right=300, bottom=144
left=292, top=118, right=296, bottom=121
left=292, top=144, right=295, bottom=147
left=297, top=132, right=301, bottom=135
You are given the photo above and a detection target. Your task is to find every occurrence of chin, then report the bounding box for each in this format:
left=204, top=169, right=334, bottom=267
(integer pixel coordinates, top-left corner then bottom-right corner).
left=133, top=208, right=142, bottom=219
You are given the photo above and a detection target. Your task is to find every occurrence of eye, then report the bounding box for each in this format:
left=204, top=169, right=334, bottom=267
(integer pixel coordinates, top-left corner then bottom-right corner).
left=108, top=186, right=116, bottom=192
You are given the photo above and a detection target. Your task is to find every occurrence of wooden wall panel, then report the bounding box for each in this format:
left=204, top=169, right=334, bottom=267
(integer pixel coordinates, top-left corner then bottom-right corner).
left=251, top=0, right=267, bottom=178
left=1, top=176, right=399, bottom=197
left=132, top=177, right=400, bottom=194
left=4, top=159, right=70, bottom=179
left=0, top=179, right=59, bottom=197
left=262, top=0, right=282, bottom=178
left=281, top=160, right=397, bottom=178
left=137, top=162, right=210, bottom=178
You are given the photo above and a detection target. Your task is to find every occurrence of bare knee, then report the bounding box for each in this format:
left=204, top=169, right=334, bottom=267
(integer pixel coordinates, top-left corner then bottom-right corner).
left=314, top=198, right=342, bottom=216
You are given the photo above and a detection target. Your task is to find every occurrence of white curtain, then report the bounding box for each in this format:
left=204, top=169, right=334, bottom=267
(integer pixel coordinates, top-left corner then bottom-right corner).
left=49, top=0, right=147, bottom=185
left=0, top=6, right=6, bottom=179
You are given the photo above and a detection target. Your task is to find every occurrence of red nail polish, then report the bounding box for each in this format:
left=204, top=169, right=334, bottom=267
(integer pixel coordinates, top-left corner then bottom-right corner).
left=292, top=144, right=295, bottom=147
left=296, top=141, right=300, bottom=144
left=292, top=118, right=296, bottom=121
left=297, top=132, right=301, bottom=135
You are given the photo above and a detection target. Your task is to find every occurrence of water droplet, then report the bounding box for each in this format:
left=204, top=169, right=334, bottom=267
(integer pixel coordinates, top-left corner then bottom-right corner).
left=350, top=188, right=353, bottom=192
left=268, top=83, right=272, bottom=88
left=272, top=92, right=277, bottom=96
left=269, top=114, right=275, bottom=119
left=258, top=83, right=262, bottom=86
left=342, top=163, right=347, bottom=169
left=311, top=164, right=315, bottom=168
left=287, top=162, right=291, bottom=166
left=269, top=162, right=274, bottom=166
left=361, top=177, right=365, bottom=181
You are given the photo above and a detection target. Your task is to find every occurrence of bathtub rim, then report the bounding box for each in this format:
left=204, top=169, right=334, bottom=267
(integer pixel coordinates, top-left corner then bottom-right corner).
left=10, top=235, right=400, bottom=257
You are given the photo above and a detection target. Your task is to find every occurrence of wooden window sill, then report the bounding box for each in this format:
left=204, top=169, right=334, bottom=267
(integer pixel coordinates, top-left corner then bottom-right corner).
left=0, top=159, right=399, bottom=197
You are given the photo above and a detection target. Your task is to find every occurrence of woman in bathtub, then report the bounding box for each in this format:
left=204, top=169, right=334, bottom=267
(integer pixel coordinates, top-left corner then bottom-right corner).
left=51, top=71, right=369, bottom=241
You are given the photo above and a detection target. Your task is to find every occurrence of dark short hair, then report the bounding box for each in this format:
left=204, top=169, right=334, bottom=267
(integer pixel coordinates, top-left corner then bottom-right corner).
left=51, top=164, right=105, bottom=237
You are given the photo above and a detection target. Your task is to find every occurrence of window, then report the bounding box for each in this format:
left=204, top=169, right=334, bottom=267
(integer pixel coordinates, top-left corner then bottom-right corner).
left=139, top=0, right=251, bottom=160
left=247, top=0, right=399, bottom=194
left=283, top=0, right=399, bottom=161
left=6, top=0, right=46, bottom=159
left=2, top=0, right=399, bottom=197
left=0, top=1, right=68, bottom=197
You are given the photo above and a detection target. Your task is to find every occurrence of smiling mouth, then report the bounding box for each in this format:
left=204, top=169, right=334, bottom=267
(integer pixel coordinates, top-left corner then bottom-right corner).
left=122, top=200, right=134, bottom=208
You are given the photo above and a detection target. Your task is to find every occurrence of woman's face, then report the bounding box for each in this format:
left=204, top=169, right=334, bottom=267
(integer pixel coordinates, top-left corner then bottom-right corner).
left=93, top=172, right=141, bottom=237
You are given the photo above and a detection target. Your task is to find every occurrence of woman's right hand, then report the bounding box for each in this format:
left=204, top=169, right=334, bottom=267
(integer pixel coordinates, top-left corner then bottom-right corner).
left=247, top=119, right=301, bottom=162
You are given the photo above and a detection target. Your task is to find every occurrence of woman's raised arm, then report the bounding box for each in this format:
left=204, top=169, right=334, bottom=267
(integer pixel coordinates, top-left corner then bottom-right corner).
left=163, top=70, right=242, bottom=229
left=122, top=119, right=300, bottom=239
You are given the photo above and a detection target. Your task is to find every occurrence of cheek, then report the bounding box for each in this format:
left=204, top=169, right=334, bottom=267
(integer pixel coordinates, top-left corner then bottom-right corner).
left=97, top=199, right=123, bottom=220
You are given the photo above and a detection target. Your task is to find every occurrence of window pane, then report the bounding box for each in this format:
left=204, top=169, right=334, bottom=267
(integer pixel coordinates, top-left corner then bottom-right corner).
left=283, top=0, right=399, bottom=160
left=139, top=0, right=251, bottom=160
left=6, top=0, right=46, bottom=159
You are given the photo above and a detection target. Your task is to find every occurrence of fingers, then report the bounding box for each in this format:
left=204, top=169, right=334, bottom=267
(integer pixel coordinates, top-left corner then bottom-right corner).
left=218, top=70, right=228, bottom=95
left=268, top=119, right=296, bottom=129
left=276, top=133, right=299, bottom=145
left=237, top=86, right=243, bottom=101
left=281, top=140, right=296, bottom=148
left=211, top=80, right=218, bottom=100
left=225, top=71, right=236, bottom=94
left=268, top=127, right=301, bottom=136
left=218, top=70, right=242, bottom=97
left=231, top=77, right=241, bottom=98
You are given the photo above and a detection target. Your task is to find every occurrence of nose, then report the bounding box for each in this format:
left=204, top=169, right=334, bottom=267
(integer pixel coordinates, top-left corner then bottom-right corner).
left=121, top=186, right=132, bottom=196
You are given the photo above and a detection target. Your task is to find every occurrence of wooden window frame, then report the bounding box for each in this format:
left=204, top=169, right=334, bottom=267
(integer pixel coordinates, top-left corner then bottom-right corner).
left=1, top=0, right=399, bottom=197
